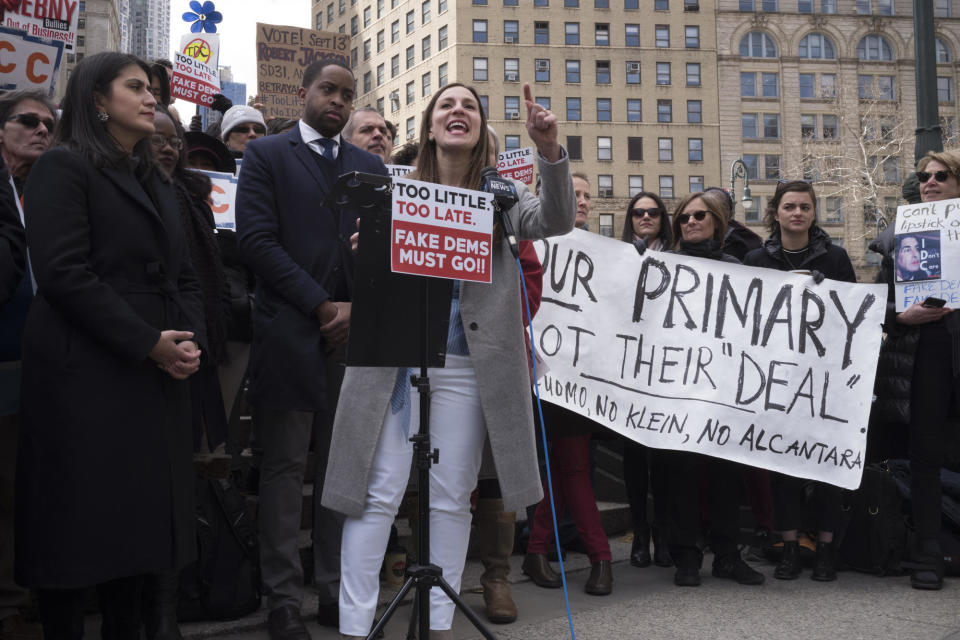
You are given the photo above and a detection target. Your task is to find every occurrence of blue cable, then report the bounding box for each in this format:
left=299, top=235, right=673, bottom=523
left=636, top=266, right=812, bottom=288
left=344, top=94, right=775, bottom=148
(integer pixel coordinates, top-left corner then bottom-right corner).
left=514, top=253, right=577, bottom=640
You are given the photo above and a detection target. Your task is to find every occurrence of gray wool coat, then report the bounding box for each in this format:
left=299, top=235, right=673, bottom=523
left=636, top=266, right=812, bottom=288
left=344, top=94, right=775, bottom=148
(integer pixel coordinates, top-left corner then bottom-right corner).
left=321, top=153, right=576, bottom=518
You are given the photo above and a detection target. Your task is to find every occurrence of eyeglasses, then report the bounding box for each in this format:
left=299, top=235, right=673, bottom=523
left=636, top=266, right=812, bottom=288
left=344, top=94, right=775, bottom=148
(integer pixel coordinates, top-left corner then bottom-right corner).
left=232, top=124, right=266, bottom=135
left=150, top=134, right=184, bottom=150
left=6, top=113, right=55, bottom=131
left=630, top=207, right=662, bottom=219
left=916, top=170, right=952, bottom=184
left=677, top=210, right=709, bottom=225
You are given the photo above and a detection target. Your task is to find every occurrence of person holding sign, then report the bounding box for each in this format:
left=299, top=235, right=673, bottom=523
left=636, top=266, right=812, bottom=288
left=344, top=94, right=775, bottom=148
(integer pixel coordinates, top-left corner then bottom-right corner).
left=324, top=82, right=575, bottom=639
left=16, top=53, right=204, bottom=635
left=743, top=180, right=856, bottom=582
left=663, top=192, right=767, bottom=588
left=873, top=151, right=960, bottom=590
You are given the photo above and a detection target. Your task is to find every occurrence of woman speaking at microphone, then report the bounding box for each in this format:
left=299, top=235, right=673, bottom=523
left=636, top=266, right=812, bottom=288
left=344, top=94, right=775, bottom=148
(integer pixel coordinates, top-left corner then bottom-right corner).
left=322, top=82, right=575, bottom=640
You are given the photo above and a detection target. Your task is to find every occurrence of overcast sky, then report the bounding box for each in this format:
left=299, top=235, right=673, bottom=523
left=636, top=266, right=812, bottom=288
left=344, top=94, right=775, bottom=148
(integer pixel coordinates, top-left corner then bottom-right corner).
left=168, top=0, right=311, bottom=99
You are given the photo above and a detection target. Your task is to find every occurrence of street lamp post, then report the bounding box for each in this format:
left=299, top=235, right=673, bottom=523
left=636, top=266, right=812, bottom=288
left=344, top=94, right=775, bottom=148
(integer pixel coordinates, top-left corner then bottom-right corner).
left=729, top=158, right=754, bottom=218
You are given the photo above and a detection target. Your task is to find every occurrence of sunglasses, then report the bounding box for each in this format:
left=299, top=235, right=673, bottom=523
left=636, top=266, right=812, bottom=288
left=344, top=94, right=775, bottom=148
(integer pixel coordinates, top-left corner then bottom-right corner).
left=6, top=113, right=55, bottom=131
left=150, top=134, right=183, bottom=150
left=233, top=124, right=266, bottom=135
left=677, top=210, right=709, bottom=225
left=916, top=170, right=952, bottom=184
left=631, top=207, right=662, bottom=219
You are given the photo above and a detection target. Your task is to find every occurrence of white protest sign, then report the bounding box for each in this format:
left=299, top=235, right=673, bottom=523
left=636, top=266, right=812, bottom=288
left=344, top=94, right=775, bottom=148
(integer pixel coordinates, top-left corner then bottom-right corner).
left=533, top=230, right=886, bottom=489
left=386, top=164, right=413, bottom=178
left=892, top=197, right=960, bottom=310
left=171, top=32, right=221, bottom=107
left=0, top=25, right=64, bottom=96
left=1, top=0, right=78, bottom=51
left=497, top=146, right=534, bottom=185
left=390, top=178, right=494, bottom=283
left=194, top=169, right=237, bottom=230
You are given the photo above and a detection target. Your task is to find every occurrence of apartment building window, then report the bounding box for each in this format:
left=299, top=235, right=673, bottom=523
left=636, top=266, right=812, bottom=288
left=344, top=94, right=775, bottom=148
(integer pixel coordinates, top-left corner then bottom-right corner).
left=505, top=58, right=519, bottom=82
left=686, top=63, right=700, bottom=86
left=597, top=98, right=612, bottom=121
left=535, top=0, right=548, bottom=5
left=422, top=72, right=432, bottom=96
left=505, top=0, right=519, bottom=6
left=568, top=136, right=582, bottom=160
left=505, top=96, right=521, bottom=119
left=565, top=0, right=578, bottom=6
left=798, top=0, right=812, bottom=12
left=377, top=30, right=385, bottom=52
left=376, top=63, right=384, bottom=86
left=505, top=135, right=521, bottom=150
left=535, top=22, right=550, bottom=44
left=739, top=31, right=777, bottom=57
left=406, top=45, right=415, bottom=68
left=659, top=176, right=674, bottom=198
left=406, top=81, right=415, bottom=104
left=595, top=23, right=610, bottom=46
left=391, top=54, right=400, bottom=77
left=824, top=197, right=842, bottom=223
left=625, top=24, right=640, bottom=46
left=821, top=0, right=836, bottom=11
left=363, top=72, right=372, bottom=93
left=350, top=47, right=357, bottom=68
left=626, top=61, right=641, bottom=84
left=743, top=154, right=759, bottom=180
left=598, top=175, right=613, bottom=198
left=690, top=175, right=704, bottom=192
left=439, top=0, right=447, bottom=11
left=799, top=73, right=814, bottom=98
left=535, top=59, right=550, bottom=82
left=858, top=75, right=896, bottom=100
left=566, top=60, right=580, bottom=82
left=536, top=97, right=551, bottom=109
left=377, top=97, right=384, bottom=114
left=742, top=113, right=757, bottom=138
left=937, top=38, right=952, bottom=62
left=566, top=97, right=581, bottom=120
left=857, top=34, right=893, bottom=60
left=475, top=0, right=487, bottom=5
left=655, top=0, right=668, bottom=8
left=822, top=115, right=838, bottom=139
left=406, top=117, right=415, bottom=140
left=473, top=20, right=488, bottom=42
left=935, top=0, right=951, bottom=16
left=627, top=99, right=642, bottom=122
left=378, top=0, right=384, bottom=17
left=339, top=0, right=345, bottom=13
left=599, top=214, right=614, bottom=237
left=314, top=14, right=321, bottom=29
left=821, top=73, right=837, bottom=97
left=658, top=137, right=673, bottom=161
left=939, top=77, right=954, bottom=102
left=655, top=25, right=669, bottom=47
left=479, top=95, right=489, bottom=116
left=685, top=26, right=699, bottom=48
left=406, top=10, right=415, bottom=32
left=595, top=0, right=609, bottom=8
left=596, top=60, right=611, bottom=84
left=740, top=72, right=756, bottom=96
left=799, top=33, right=836, bottom=59
left=598, top=136, right=612, bottom=160
left=657, top=100, right=672, bottom=122
left=327, top=3, right=334, bottom=22
left=764, top=154, right=781, bottom=179
left=439, top=25, right=448, bottom=49
left=762, top=72, right=778, bottom=97
left=439, top=63, right=448, bottom=87
left=474, top=58, right=489, bottom=81
left=422, top=35, right=431, bottom=58
left=565, top=22, right=580, bottom=45
left=363, top=6, right=371, bottom=26
left=392, top=20, right=400, bottom=42
left=763, top=114, right=780, bottom=138
left=656, top=62, right=670, bottom=85
left=351, top=16, right=358, bottom=34
left=687, top=100, right=702, bottom=123
left=857, top=0, right=893, bottom=15
left=629, top=176, right=644, bottom=196
left=628, top=137, right=643, bottom=161
left=363, top=39, right=371, bottom=61
left=625, top=0, right=638, bottom=8
left=422, top=0, right=431, bottom=22
left=801, top=114, right=817, bottom=139
left=504, top=20, right=519, bottom=42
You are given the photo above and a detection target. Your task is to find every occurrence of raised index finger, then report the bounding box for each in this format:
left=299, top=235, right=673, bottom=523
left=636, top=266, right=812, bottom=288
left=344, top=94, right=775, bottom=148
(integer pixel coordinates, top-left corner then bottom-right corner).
left=523, top=83, right=534, bottom=105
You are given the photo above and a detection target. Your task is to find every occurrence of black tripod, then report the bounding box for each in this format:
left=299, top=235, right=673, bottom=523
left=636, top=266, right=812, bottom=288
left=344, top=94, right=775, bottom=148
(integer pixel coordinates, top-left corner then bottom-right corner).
left=324, top=173, right=497, bottom=640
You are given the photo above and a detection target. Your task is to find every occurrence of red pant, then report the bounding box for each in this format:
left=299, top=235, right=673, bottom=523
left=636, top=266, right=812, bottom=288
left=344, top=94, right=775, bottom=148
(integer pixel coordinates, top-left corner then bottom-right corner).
left=527, top=434, right=611, bottom=563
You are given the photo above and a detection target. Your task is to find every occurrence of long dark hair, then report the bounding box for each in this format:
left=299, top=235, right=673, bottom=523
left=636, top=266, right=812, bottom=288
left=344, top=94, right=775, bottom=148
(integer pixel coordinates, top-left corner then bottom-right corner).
left=56, top=52, right=157, bottom=176
left=411, top=83, right=490, bottom=191
left=763, top=180, right=818, bottom=235
left=621, top=191, right=672, bottom=247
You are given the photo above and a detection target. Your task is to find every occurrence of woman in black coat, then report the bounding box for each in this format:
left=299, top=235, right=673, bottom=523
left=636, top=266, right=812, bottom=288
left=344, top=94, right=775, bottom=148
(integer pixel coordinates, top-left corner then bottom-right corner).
left=663, top=192, right=765, bottom=588
left=15, top=53, right=204, bottom=637
left=743, top=180, right=856, bottom=582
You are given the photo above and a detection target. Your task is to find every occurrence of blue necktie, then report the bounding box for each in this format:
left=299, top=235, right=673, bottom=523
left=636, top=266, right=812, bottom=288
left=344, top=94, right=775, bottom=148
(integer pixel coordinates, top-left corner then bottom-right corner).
left=316, top=137, right=336, bottom=161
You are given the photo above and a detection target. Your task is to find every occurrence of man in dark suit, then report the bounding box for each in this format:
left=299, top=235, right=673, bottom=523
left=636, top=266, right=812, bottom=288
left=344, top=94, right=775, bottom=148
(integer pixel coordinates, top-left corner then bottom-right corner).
left=236, top=60, right=387, bottom=640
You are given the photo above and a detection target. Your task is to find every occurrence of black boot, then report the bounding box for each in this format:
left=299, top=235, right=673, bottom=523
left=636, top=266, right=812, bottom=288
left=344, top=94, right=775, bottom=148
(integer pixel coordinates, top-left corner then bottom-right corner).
left=910, top=539, right=945, bottom=590
left=630, top=526, right=651, bottom=567
left=144, top=572, right=183, bottom=640
left=774, top=540, right=801, bottom=580
left=811, top=541, right=837, bottom=582
left=652, top=526, right=673, bottom=567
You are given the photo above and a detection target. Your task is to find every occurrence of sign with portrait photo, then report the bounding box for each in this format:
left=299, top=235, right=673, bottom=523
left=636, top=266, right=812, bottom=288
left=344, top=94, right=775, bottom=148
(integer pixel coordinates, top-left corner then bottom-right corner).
left=893, top=197, right=960, bottom=311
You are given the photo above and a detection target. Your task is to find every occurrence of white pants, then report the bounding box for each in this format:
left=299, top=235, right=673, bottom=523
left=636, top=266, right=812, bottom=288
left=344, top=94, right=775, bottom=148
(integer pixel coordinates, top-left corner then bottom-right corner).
left=339, top=355, right=487, bottom=635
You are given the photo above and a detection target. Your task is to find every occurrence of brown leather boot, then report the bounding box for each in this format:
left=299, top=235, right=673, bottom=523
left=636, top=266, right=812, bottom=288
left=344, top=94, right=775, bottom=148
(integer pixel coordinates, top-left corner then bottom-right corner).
left=475, top=498, right=519, bottom=624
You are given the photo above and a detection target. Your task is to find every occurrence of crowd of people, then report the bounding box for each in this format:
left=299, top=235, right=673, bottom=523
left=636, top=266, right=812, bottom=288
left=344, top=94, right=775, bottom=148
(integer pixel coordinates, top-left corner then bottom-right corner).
left=0, top=49, right=958, bottom=640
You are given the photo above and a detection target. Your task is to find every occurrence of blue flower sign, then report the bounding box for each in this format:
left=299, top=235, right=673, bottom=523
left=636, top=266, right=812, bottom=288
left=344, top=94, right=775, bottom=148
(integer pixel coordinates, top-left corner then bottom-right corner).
left=182, top=1, right=222, bottom=33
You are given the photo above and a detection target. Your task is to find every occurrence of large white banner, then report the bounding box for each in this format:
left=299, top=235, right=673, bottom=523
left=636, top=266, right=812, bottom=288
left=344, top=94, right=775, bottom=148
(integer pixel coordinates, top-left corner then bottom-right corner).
left=893, top=196, right=960, bottom=311
left=533, top=230, right=887, bottom=489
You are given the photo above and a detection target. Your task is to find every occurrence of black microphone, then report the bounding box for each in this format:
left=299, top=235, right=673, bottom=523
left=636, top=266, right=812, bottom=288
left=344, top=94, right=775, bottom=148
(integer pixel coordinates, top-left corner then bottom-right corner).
left=481, top=166, right=520, bottom=258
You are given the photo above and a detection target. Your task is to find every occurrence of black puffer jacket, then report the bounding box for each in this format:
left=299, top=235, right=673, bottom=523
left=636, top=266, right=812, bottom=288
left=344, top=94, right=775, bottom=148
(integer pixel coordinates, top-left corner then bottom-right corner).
left=671, top=238, right=741, bottom=264
left=722, top=220, right=762, bottom=263
left=742, top=226, right=857, bottom=283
